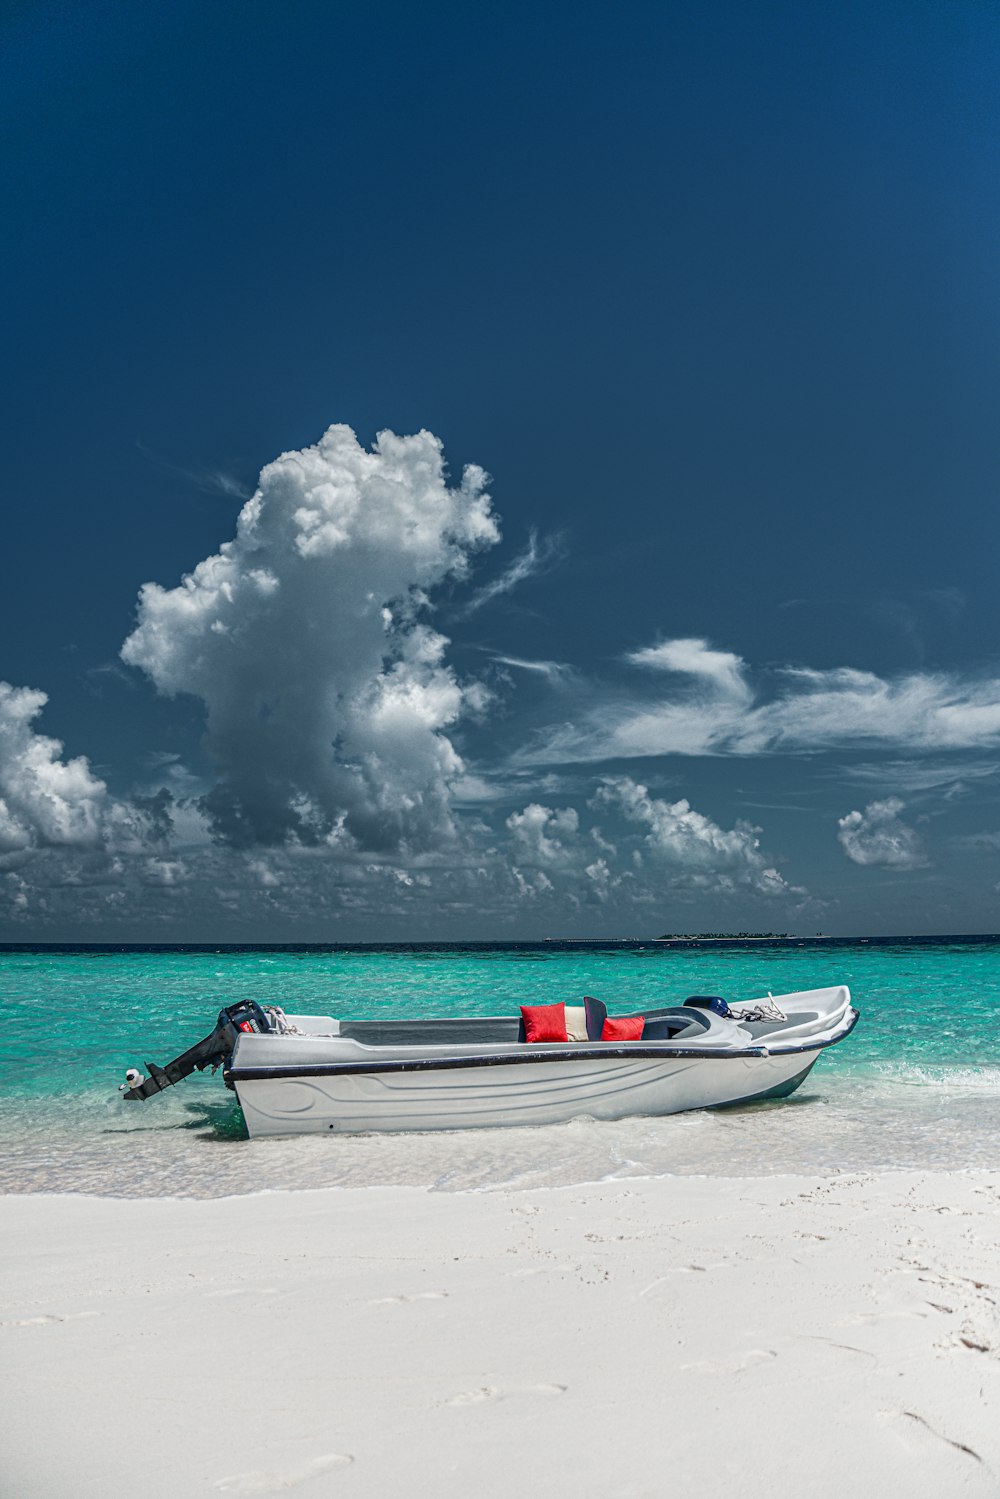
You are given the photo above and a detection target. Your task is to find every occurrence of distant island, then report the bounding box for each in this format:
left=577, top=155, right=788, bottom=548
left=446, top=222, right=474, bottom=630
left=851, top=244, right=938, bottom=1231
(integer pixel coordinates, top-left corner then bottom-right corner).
left=656, top=930, right=793, bottom=941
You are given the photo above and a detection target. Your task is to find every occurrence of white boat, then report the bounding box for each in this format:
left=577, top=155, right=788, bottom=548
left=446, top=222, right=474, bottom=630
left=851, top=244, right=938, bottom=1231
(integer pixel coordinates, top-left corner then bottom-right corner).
left=121, top=987, right=858, bottom=1137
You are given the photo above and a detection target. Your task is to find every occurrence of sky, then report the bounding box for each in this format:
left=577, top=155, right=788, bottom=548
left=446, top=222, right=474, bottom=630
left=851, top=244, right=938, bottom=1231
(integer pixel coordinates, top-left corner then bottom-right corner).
left=4, top=0, right=1000, bottom=940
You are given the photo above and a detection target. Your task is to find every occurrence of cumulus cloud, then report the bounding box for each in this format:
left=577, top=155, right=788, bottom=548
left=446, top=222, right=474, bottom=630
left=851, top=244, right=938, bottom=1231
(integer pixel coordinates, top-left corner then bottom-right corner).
left=499, top=787, right=801, bottom=909
left=506, top=803, right=579, bottom=865
left=522, top=637, right=1000, bottom=763
left=597, top=777, right=800, bottom=897
left=122, top=425, right=500, bottom=852
left=837, top=797, right=928, bottom=869
left=0, top=683, right=111, bottom=863
left=140, top=857, right=188, bottom=887
left=0, top=682, right=182, bottom=929
left=504, top=801, right=628, bottom=907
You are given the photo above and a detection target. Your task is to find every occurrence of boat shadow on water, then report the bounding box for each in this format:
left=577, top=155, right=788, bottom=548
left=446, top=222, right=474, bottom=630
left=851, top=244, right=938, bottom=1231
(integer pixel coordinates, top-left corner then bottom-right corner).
left=101, top=1097, right=249, bottom=1141
left=712, top=1091, right=821, bottom=1115
left=180, top=1099, right=250, bottom=1140
left=111, top=1091, right=825, bottom=1150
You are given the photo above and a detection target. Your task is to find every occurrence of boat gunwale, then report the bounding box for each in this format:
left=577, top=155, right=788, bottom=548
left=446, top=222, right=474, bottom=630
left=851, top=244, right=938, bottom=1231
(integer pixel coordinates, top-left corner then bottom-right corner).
left=225, top=1008, right=858, bottom=1082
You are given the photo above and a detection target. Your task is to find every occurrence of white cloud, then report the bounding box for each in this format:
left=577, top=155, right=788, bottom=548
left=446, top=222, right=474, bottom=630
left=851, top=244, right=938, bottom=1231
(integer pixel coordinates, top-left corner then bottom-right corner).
left=0, top=683, right=110, bottom=863
left=749, top=667, right=1000, bottom=754
left=837, top=797, right=928, bottom=869
left=506, top=802, right=579, bottom=865
left=4, top=873, right=29, bottom=915
left=491, top=654, right=575, bottom=685
left=121, top=425, right=500, bottom=852
left=135, top=439, right=253, bottom=501
left=837, top=759, right=1000, bottom=792
left=523, top=637, right=1000, bottom=763
left=457, top=528, right=563, bottom=615
left=140, top=857, right=188, bottom=886
left=0, top=683, right=185, bottom=922
left=597, top=777, right=800, bottom=897
left=626, top=637, right=750, bottom=701
left=952, top=830, right=1000, bottom=852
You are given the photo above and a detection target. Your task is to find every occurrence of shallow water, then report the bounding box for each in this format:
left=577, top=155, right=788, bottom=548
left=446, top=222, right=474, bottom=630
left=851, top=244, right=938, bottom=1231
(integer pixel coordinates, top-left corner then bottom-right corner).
left=2, top=940, right=999, bottom=1196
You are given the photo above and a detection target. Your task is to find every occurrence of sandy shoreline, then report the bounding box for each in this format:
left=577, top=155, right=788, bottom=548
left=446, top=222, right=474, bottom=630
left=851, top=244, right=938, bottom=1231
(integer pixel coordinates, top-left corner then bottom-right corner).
left=3, top=1172, right=999, bottom=1497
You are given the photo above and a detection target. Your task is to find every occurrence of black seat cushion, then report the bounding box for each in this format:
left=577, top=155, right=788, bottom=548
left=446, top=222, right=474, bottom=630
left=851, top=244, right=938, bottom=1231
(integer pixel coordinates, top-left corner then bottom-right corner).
left=583, top=994, right=608, bottom=1040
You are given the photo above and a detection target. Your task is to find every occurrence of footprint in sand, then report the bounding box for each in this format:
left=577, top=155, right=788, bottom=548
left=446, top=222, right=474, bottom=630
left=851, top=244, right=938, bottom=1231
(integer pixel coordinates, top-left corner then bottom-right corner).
left=205, top=1287, right=281, bottom=1299
left=368, top=1291, right=448, bottom=1305
left=681, top=1348, right=777, bottom=1375
left=445, top=1385, right=501, bottom=1406
left=880, top=1410, right=982, bottom=1465
left=213, top=1453, right=353, bottom=1493
left=639, top=1266, right=717, bottom=1298
left=443, top=1382, right=567, bottom=1406
left=0, top=1311, right=99, bottom=1328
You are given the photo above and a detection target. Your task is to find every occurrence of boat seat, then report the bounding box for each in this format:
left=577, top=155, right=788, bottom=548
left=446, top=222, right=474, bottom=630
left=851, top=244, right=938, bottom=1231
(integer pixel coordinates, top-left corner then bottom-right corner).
left=339, top=1005, right=714, bottom=1048
left=642, top=1009, right=711, bottom=1041
left=339, top=1017, right=524, bottom=1046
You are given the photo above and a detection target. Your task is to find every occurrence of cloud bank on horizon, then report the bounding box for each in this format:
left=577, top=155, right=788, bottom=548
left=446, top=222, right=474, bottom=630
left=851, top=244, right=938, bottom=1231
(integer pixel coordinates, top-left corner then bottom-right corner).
left=3, top=424, right=1000, bottom=935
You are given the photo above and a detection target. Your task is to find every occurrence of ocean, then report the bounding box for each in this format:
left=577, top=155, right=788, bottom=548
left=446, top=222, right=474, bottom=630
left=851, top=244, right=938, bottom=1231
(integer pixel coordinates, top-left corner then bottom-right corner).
left=2, top=938, right=998, bottom=1197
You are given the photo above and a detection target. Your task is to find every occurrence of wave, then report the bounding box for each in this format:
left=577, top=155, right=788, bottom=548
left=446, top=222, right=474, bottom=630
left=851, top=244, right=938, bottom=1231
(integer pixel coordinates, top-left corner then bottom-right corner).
left=865, top=1060, right=1000, bottom=1091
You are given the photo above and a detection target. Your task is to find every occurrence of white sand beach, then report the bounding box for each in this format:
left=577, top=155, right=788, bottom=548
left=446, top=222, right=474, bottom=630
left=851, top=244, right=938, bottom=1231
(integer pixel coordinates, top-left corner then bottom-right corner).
left=2, top=1171, right=999, bottom=1498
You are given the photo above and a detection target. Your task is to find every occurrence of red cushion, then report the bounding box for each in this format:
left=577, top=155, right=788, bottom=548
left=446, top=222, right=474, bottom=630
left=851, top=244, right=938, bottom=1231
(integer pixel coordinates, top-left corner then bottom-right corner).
left=601, top=1015, right=645, bottom=1041
left=520, top=1002, right=568, bottom=1043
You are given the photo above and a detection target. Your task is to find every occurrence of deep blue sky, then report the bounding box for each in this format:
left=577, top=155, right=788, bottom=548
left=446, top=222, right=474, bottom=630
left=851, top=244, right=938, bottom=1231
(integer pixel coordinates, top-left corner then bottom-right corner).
left=4, top=0, right=1000, bottom=938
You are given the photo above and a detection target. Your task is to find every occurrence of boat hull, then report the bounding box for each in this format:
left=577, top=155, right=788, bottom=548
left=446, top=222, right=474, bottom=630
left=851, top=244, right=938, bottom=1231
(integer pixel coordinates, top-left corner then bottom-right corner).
left=234, top=1048, right=820, bottom=1137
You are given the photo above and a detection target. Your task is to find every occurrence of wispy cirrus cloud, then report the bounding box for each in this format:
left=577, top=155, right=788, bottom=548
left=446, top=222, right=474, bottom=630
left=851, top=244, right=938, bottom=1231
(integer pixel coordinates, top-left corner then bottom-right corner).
left=455, top=527, right=564, bottom=617
left=950, top=830, right=1000, bottom=852
left=625, top=637, right=751, bottom=700
left=490, top=653, right=577, bottom=685
left=836, top=759, right=1000, bottom=793
left=135, top=439, right=252, bottom=500
left=517, top=636, right=1000, bottom=764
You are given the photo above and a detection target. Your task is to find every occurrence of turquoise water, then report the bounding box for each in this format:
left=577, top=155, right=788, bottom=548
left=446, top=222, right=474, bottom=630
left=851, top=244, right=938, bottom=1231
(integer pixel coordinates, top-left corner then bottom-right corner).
left=2, top=940, right=999, bottom=1196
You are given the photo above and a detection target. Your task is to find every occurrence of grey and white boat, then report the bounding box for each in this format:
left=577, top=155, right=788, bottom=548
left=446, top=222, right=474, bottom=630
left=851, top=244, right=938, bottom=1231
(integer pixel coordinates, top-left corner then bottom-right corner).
left=120, top=986, right=858, bottom=1137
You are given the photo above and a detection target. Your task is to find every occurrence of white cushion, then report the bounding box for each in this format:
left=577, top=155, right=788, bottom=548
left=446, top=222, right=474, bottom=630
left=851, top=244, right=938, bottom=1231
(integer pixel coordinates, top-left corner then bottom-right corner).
left=564, top=1005, right=589, bottom=1042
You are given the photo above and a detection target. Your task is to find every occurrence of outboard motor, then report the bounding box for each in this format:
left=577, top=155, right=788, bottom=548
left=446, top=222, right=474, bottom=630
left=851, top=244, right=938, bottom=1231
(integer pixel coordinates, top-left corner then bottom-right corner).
left=120, top=1000, right=273, bottom=1101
